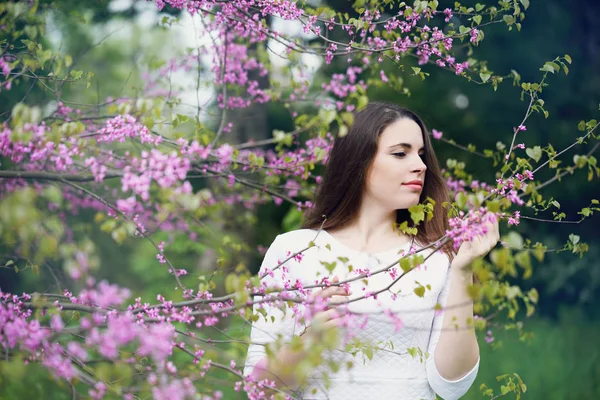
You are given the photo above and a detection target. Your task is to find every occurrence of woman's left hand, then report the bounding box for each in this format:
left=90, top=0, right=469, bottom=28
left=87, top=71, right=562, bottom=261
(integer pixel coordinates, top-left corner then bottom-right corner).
left=453, top=217, right=500, bottom=270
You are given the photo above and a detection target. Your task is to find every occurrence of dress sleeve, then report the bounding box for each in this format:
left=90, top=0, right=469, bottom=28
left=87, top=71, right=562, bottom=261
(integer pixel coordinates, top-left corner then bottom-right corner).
left=425, top=260, right=480, bottom=400
left=243, top=235, right=304, bottom=378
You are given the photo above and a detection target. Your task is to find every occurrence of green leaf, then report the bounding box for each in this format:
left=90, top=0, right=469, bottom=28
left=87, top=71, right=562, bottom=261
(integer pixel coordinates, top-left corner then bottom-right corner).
left=408, top=205, right=425, bottom=225
left=532, top=243, right=546, bottom=262
left=540, top=61, right=560, bottom=74
left=569, top=234, right=580, bottom=245
left=407, top=347, right=418, bottom=358
left=473, top=15, right=482, bottom=25
left=338, top=124, right=348, bottom=137
left=504, top=231, right=524, bottom=248
left=340, top=112, right=354, bottom=126
left=38, top=49, right=53, bottom=68
left=479, top=72, right=491, bottom=83
left=318, top=108, right=337, bottom=125
left=70, top=70, right=83, bottom=80
left=564, top=54, right=572, bottom=64
left=414, top=285, right=425, bottom=297
left=455, top=191, right=468, bottom=208
left=519, top=0, right=530, bottom=9
left=320, top=261, right=337, bottom=274
left=514, top=251, right=532, bottom=278
left=399, top=257, right=412, bottom=273
left=503, top=15, right=515, bottom=25
left=525, top=146, right=542, bottom=162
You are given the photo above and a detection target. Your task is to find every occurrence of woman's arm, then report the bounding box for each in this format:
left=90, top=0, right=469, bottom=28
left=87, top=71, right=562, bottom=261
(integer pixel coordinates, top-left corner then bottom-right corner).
left=426, top=217, right=499, bottom=399
left=243, top=233, right=348, bottom=391
left=247, top=339, right=311, bottom=390
left=432, top=264, right=479, bottom=380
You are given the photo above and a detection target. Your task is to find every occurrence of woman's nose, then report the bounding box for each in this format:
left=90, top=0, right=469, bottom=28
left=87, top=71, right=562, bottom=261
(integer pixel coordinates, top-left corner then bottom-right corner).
left=411, top=155, right=427, bottom=173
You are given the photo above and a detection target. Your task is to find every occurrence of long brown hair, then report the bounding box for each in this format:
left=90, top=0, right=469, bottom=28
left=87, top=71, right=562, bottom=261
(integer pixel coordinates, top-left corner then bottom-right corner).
left=302, top=102, right=453, bottom=256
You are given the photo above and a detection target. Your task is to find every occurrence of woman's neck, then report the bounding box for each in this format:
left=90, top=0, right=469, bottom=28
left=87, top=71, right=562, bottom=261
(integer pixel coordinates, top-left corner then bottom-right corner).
left=327, top=210, right=410, bottom=254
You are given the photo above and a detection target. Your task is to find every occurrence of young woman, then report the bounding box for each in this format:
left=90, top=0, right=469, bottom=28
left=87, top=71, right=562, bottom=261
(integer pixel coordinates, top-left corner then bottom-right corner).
left=244, top=102, right=499, bottom=399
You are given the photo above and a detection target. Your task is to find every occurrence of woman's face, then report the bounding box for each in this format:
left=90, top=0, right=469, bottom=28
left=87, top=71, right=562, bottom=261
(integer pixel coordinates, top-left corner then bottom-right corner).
left=363, top=118, right=427, bottom=211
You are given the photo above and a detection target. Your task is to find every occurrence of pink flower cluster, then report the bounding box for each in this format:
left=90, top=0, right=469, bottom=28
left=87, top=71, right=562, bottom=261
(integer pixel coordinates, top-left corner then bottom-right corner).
left=265, top=134, right=334, bottom=178
left=1, top=295, right=47, bottom=352
left=494, top=171, right=535, bottom=206
left=121, top=149, right=191, bottom=201
left=78, top=280, right=132, bottom=308
left=97, top=114, right=160, bottom=146
left=322, top=66, right=366, bottom=98
left=446, top=209, right=498, bottom=250
left=0, top=55, right=12, bottom=77
left=0, top=55, right=13, bottom=90
left=1, top=292, right=76, bottom=380
left=151, top=377, right=197, bottom=400
left=507, top=211, right=521, bottom=226
left=84, top=156, right=107, bottom=182
left=0, top=123, right=50, bottom=164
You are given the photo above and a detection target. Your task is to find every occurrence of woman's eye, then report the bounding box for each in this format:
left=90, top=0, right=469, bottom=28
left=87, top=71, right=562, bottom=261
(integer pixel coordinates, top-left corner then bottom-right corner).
left=392, top=152, right=406, bottom=158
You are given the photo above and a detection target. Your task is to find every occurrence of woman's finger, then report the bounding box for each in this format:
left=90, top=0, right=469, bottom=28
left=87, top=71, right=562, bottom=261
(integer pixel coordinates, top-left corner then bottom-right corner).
left=321, top=318, right=344, bottom=330
left=309, top=286, right=345, bottom=302
left=309, top=277, right=351, bottom=301
left=327, top=294, right=351, bottom=306
left=314, top=307, right=340, bottom=320
left=313, top=308, right=346, bottom=326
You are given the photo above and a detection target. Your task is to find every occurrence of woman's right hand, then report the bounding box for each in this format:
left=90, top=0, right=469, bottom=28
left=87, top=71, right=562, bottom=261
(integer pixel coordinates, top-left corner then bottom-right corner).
left=300, top=275, right=351, bottom=337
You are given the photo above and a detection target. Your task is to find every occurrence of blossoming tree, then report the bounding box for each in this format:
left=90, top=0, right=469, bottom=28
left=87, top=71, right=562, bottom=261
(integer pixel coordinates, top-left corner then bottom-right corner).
left=1, top=0, right=598, bottom=399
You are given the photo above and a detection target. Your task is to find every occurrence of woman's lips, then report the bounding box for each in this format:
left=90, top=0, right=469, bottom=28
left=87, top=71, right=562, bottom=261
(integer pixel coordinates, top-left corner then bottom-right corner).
left=402, top=180, right=423, bottom=190
left=403, top=183, right=423, bottom=190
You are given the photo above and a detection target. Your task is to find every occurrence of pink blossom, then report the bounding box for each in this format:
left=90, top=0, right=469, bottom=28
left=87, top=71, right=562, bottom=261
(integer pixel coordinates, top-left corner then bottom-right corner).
left=443, top=8, right=453, bottom=22
left=138, top=323, right=174, bottom=362
left=78, top=280, right=131, bottom=308
left=432, top=129, right=443, bottom=139
left=485, top=330, right=495, bottom=344
left=0, top=56, right=12, bottom=77
left=50, top=315, right=64, bottom=331
left=515, top=124, right=527, bottom=132
left=446, top=209, right=498, bottom=250
left=380, top=70, right=389, bottom=82
left=97, top=114, right=157, bottom=145
left=215, top=144, right=234, bottom=165
left=507, top=211, right=521, bottom=226
left=470, top=29, right=479, bottom=43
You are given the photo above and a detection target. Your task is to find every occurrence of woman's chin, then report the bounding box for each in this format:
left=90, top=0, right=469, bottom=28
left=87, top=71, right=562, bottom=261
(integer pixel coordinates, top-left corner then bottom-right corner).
left=393, top=200, right=421, bottom=210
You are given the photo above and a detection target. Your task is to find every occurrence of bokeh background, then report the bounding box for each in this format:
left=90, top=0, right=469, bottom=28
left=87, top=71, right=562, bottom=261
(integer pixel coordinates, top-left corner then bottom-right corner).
left=1, top=0, right=599, bottom=398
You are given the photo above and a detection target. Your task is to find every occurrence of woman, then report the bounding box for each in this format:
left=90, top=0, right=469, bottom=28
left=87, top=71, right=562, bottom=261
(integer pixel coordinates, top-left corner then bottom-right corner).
left=244, top=102, right=499, bottom=399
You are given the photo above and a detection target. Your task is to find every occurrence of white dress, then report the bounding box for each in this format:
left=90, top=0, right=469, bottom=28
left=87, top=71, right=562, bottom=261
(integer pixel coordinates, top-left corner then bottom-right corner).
left=244, top=229, right=479, bottom=400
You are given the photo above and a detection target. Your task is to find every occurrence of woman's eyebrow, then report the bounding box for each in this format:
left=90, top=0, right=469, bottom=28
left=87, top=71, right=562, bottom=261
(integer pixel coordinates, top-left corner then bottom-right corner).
left=388, top=143, right=425, bottom=151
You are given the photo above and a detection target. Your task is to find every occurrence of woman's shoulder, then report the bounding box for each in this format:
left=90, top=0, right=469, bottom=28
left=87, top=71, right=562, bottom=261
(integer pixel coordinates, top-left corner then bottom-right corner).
left=273, top=228, right=319, bottom=248
left=419, top=244, right=452, bottom=270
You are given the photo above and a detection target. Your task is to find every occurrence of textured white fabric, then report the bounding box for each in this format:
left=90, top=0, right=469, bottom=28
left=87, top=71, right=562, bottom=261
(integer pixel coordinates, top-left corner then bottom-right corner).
left=244, top=229, right=479, bottom=400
